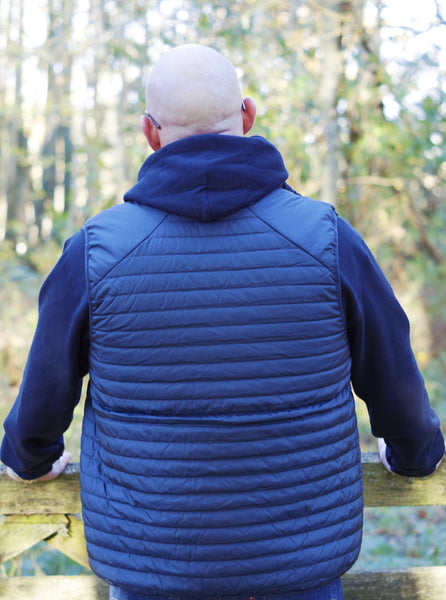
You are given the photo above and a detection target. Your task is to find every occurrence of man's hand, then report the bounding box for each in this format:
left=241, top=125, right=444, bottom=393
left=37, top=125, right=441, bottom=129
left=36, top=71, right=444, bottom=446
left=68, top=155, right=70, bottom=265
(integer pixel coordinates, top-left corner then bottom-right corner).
left=6, top=451, right=72, bottom=483
left=377, top=438, right=393, bottom=473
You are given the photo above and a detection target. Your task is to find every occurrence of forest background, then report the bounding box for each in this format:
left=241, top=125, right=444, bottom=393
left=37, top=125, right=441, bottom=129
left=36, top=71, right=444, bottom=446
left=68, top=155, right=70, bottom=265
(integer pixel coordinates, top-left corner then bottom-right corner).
left=1, top=0, right=446, bottom=579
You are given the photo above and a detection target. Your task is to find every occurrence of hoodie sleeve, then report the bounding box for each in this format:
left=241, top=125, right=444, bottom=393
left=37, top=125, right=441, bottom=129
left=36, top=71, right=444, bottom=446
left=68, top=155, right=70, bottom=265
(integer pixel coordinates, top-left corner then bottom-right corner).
left=338, top=217, right=444, bottom=476
left=0, top=231, right=89, bottom=479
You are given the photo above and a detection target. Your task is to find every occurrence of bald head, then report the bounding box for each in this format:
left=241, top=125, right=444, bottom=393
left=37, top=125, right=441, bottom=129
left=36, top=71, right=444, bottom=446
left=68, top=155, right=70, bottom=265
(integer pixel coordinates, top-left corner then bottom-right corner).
left=142, top=44, right=256, bottom=149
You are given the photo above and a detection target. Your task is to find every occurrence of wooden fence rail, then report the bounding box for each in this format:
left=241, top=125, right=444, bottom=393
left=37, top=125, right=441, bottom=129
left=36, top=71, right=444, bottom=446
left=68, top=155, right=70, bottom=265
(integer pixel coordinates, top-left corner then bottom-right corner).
left=1, top=453, right=445, bottom=600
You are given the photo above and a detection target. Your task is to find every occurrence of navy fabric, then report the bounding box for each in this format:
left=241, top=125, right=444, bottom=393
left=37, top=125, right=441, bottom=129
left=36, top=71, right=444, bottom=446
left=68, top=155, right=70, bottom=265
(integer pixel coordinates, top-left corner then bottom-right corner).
left=123, top=134, right=288, bottom=221
left=81, top=172, right=363, bottom=595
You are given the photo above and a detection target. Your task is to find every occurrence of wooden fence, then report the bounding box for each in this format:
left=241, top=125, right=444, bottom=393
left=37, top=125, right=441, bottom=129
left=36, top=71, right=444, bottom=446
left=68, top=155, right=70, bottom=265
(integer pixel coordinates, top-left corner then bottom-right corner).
left=1, top=453, right=445, bottom=600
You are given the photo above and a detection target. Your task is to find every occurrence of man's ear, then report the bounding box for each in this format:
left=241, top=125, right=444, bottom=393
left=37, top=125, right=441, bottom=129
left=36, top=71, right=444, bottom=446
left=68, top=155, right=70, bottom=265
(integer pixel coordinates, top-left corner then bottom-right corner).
left=141, top=114, right=161, bottom=151
left=242, top=97, right=256, bottom=135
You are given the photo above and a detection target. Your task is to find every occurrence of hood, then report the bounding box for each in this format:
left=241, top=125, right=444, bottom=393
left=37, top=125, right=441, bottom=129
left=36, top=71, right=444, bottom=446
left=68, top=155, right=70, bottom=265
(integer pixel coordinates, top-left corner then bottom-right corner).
left=123, top=134, right=288, bottom=221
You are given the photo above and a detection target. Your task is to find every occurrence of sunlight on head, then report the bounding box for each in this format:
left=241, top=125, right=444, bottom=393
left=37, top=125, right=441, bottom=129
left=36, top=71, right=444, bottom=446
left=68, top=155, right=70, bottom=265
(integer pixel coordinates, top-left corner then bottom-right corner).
left=146, top=44, right=244, bottom=143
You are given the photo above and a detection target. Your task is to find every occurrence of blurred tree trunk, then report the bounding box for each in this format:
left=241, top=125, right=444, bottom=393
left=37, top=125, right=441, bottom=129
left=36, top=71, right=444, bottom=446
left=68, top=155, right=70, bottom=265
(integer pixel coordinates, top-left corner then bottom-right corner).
left=38, top=0, right=74, bottom=241
left=5, top=0, right=31, bottom=244
left=84, top=0, right=107, bottom=209
left=318, top=0, right=344, bottom=207
left=341, top=0, right=388, bottom=234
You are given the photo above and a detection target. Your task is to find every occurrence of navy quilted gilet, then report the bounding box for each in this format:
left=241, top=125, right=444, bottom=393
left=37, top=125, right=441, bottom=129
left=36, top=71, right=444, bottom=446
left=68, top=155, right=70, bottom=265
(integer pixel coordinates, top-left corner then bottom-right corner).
left=80, top=185, right=363, bottom=595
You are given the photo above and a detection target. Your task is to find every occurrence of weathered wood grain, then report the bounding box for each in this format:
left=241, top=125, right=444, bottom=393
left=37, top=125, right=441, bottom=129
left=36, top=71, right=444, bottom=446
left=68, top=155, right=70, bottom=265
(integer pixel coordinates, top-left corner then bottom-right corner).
left=1, top=453, right=444, bottom=513
left=0, top=569, right=445, bottom=600
left=0, top=514, right=67, bottom=564
left=0, top=574, right=109, bottom=599
left=0, top=463, right=81, bottom=515
left=45, top=514, right=90, bottom=570
left=361, top=452, right=446, bottom=507
left=342, top=566, right=446, bottom=600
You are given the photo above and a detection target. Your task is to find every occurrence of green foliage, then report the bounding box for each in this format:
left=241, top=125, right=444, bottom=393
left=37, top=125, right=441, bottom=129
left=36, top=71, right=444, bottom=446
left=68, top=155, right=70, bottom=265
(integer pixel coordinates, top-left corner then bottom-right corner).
left=0, top=243, right=41, bottom=397
left=354, top=506, right=446, bottom=571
